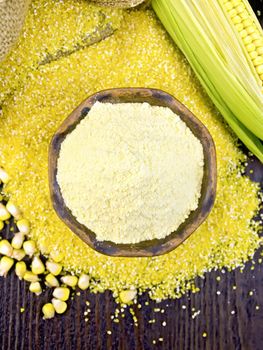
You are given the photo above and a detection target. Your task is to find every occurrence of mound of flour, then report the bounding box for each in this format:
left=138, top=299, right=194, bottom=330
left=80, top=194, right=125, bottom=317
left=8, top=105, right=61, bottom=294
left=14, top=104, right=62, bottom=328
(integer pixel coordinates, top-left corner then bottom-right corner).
left=57, top=102, right=204, bottom=244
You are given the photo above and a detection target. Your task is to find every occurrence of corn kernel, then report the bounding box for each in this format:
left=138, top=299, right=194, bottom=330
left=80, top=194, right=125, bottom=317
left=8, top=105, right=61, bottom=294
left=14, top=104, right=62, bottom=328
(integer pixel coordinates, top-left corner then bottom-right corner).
left=52, top=298, right=67, bottom=314
left=242, top=35, right=252, bottom=45
left=17, top=219, right=30, bottom=234
left=50, top=250, right=64, bottom=263
left=235, top=3, right=245, bottom=13
left=239, top=11, right=248, bottom=19
left=31, top=256, right=45, bottom=275
left=11, top=232, right=25, bottom=249
left=29, top=281, right=42, bottom=295
left=253, top=56, right=263, bottom=67
left=78, top=274, right=90, bottom=290
left=232, top=15, right=242, bottom=24
left=53, top=287, right=70, bottom=301
left=228, top=8, right=237, bottom=18
left=0, top=203, right=11, bottom=221
left=15, top=261, right=27, bottom=279
left=61, top=275, right=78, bottom=288
left=239, top=29, right=247, bottom=38
left=224, top=2, right=234, bottom=11
left=23, top=240, right=37, bottom=256
left=235, top=22, right=243, bottom=31
left=242, top=17, right=254, bottom=28
left=231, top=0, right=241, bottom=6
left=45, top=273, right=60, bottom=287
left=257, top=46, right=263, bottom=56
left=119, top=289, right=137, bottom=304
left=250, top=32, right=261, bottom=41
left=0, top=239, right=13, bottom=256
left=246, top=43, right=256, bottom=53
left=249, top=51, right=258, bottom=60
left=0, top=256, right=14, bottom=276
left=46, top=261, right=62, bottom=276
left=253, top=39, right=263, bottom=47
left=6, top=201, right=22, bottom=220
left=0, top=221, right=3, bottom=231
left=256, top=64, right=263, bottom=75
left=39, top=241, right=51, bottom=255
left=12, top=249, right=26, bottom=261
left=23, top=271, right=40, bottom=282
left=0, top=168, right=9, bottom=184
left=42, top=303, right=55, bottom=319
left=246, top=25, right=256, bottom=35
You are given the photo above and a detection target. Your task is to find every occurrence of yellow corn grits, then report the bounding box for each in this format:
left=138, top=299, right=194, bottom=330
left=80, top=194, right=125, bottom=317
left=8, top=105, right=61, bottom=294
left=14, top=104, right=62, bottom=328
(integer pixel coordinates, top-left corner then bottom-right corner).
left=0, top=0, right=261, bottom=300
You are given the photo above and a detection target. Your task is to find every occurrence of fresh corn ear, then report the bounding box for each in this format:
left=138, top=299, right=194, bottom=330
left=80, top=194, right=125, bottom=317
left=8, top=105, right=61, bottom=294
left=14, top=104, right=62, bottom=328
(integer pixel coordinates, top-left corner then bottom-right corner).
left=152, top=0, right=263, bottom=161
left=221, top=0, right=263, bottom=86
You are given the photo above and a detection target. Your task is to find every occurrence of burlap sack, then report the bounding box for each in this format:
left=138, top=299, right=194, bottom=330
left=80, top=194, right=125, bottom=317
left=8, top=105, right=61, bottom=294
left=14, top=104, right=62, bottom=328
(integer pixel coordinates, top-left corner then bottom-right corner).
left=0, top=0, right=146, bottom=62
left=0, top=0, right=30, bottom=61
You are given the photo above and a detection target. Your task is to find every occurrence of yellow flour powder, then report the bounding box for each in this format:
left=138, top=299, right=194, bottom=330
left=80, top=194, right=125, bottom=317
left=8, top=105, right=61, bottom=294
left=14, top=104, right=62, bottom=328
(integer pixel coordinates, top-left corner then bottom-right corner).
left=57, top=102, right=204, bottom=244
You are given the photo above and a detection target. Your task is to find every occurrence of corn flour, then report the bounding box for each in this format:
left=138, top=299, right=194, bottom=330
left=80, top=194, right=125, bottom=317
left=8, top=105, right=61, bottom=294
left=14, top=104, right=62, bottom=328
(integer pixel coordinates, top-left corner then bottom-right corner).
left=57, top=102, right=204, bottom=244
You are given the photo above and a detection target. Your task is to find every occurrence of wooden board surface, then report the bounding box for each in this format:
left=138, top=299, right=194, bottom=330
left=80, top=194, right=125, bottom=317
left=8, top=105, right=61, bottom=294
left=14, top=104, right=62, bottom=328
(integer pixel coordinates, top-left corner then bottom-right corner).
left=0, top=158, right=262, bottom=350
left=0, top=2, right=262, bottom=349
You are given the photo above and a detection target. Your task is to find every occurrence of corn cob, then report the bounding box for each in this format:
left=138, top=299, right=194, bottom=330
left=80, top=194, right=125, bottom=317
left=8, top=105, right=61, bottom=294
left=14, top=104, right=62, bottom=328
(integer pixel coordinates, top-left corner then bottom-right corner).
left=220, top=0, right=263, bottom=88
left=152, top=0, right=263, bottom=161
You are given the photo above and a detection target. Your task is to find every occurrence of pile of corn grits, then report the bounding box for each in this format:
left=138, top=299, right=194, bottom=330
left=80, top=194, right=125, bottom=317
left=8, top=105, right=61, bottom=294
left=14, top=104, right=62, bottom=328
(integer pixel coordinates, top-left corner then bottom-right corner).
left=0, top=0, right=261, bottom=300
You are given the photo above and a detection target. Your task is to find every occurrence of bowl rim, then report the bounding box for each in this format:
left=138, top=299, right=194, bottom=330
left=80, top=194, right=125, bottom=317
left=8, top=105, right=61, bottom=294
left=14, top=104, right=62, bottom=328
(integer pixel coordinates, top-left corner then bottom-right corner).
left=48, top=87, right=217, bottom=257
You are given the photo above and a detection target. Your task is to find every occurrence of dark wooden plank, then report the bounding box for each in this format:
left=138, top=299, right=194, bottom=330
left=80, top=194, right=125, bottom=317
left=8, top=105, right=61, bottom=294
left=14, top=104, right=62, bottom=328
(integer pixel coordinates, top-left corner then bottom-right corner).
left=0, top=198, right=262, bottom=350
left=0, top=253, right=262, bottom=350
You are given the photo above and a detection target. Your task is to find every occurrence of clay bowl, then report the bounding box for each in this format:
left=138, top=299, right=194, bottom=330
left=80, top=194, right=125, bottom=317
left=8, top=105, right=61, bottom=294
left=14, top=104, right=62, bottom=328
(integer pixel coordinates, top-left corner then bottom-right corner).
left=49, top=88, right=217, bottom=257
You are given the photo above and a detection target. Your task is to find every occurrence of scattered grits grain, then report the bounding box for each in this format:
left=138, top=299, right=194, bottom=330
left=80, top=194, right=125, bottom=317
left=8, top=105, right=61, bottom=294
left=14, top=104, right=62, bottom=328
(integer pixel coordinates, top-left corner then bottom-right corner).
left=57, top=102, right=204, bottom=244
left=0, top=1, right=262, bottom=301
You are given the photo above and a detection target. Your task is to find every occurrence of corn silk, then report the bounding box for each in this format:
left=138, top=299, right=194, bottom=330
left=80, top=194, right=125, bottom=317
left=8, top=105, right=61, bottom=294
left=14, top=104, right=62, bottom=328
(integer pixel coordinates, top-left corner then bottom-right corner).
left=0, top=0, right=261, bottom=300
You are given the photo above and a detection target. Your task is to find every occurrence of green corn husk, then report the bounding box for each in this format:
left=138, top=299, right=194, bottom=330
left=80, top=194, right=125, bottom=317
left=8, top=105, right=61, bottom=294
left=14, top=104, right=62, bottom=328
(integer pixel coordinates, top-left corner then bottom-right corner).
left=152, top=0, right=263, bottom=162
